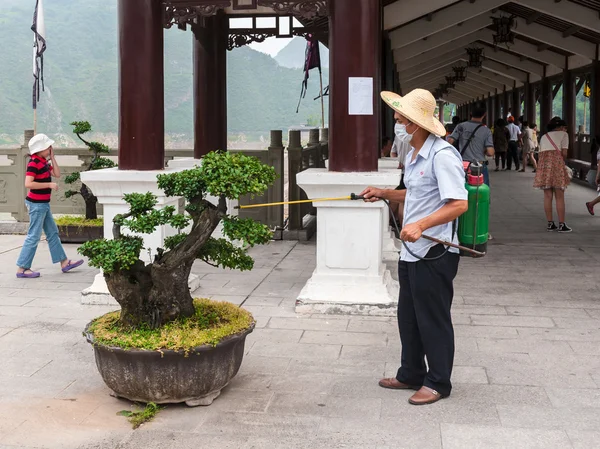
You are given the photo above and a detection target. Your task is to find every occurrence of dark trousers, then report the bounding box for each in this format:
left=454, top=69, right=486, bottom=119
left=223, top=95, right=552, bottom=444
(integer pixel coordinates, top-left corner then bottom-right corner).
left=507, top=141, right=520, bottom=170
left=395, top=245, right=460, bottom=397
left=495, top=152, right=506, bottom=170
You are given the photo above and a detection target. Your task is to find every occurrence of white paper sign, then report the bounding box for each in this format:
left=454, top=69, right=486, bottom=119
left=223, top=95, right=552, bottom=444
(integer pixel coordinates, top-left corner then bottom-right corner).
left=348, top=77, right=374, bottom=115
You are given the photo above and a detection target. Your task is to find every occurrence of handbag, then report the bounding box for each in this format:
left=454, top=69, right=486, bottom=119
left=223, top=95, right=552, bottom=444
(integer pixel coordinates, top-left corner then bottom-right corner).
left=546, top=134, right=573, bottom=179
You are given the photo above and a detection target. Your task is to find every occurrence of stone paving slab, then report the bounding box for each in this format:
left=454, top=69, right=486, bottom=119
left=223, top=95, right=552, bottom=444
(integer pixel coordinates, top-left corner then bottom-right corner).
left=0, top=171, right=599, bottom=448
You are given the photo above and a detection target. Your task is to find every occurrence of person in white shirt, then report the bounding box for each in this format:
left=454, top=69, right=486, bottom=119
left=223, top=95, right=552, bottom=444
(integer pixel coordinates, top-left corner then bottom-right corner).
left=533, top=118, right=572, bottom=232
left=519, top=121, right=538, bottom=173
left=506, top=116, right=522, bottom=170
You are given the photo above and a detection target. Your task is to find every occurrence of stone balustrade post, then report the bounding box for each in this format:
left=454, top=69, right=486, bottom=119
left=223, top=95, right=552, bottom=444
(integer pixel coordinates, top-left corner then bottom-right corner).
left=287, top=130, right=303, bottom=231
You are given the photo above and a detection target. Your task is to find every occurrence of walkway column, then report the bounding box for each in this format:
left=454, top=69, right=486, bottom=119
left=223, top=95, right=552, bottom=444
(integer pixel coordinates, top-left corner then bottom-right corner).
left=193, top=14, right=228, bottom=157
left=487, top=94, right=493, bottom=125
left=329, top=0, right=380, bottom=172
left=525, top=77, right=535, bottom=124
left=541, top=71, right=553, bottom=130
left=118, top=0, right=164, bottom=170
left=503, top=87, right=509, bottom=119
left=494, top=90, right=501, bottom=123
left=512, top=86, right=521, bottom=120
left=296, top=0, right=400, bottom=315
left=563, top=61, right=576, bottom=157
left=591, top=56, right=600, bottom=141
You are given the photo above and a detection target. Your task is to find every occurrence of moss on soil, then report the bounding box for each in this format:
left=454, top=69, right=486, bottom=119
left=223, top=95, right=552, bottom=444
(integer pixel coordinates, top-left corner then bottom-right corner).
left=55, top=215, right=103, bottom=227
left=87, top=298, right=254, bottom=352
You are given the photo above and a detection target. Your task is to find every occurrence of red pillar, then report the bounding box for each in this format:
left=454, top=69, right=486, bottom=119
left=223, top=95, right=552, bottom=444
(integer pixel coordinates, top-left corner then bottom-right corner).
left=512, top=87, right=521, bottom=120
left=563, top=64, right=576, bottom=158
left=329, top=0, right=381, bottom=172
left=193, top=14, right=228, bottom=158
left=541, top=75, right=553, bottom=131
left=525, top=77, right=535, bottom=124
left=118, top=0, right=164, bottom=170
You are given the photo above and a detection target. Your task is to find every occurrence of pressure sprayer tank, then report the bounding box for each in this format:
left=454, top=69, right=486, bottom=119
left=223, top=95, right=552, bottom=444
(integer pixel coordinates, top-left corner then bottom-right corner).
left=458, top=164, right=489, bottom=256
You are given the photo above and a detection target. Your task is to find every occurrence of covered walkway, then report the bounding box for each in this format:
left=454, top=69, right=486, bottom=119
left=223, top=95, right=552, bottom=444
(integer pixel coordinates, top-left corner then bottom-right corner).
left=382, top=0, right=600, bottom=177
left=0, top=171, right=599, bottom=448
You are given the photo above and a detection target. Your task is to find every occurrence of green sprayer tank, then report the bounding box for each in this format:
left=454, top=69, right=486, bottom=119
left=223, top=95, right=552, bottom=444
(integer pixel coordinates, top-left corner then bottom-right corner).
left=458, top=164, right=489, bottom=256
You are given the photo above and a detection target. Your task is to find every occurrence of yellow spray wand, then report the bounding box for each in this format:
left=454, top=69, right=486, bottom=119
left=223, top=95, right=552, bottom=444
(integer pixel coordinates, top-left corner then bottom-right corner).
left=235, top=194, right=485, bottom=257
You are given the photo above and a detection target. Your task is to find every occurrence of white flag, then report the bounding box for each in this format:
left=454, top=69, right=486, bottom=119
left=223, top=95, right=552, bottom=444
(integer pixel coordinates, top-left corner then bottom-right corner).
left=32, top=0, right=46, bottom=109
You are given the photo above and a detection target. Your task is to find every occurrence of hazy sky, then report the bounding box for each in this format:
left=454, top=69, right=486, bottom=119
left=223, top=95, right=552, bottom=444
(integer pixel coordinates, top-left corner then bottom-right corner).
left=249, top=37, right=294, bottom=57
left=234, top=16, right=301, bottom=57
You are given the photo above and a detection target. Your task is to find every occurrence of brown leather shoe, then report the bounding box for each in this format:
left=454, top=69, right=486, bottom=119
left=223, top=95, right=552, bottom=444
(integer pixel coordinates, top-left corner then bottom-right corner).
left=408, top=386, right=446, bottom=405
left=378, top=378, right=420, bottom=390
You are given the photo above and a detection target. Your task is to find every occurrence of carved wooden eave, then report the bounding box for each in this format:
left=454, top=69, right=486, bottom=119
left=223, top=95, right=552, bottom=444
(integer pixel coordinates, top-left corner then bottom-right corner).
left=163, top=0, right=329, bottom=29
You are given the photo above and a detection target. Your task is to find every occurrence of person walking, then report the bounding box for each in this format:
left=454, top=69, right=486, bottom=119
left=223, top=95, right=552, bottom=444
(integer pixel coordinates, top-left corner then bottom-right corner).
left=519, top=121, right=538, bottom=173
left=506, top=116, right=521, bottom=171
left=585, top=136, right=600, bottom=215
left=447, top=102, right=494, bottom=186
left=16, top=134, right=84, bottom=278
left=492, top=118, right=509, bottom=171
left=533, top=119, right=573, bottom=232
left=362, top=89, right=468, bottom=406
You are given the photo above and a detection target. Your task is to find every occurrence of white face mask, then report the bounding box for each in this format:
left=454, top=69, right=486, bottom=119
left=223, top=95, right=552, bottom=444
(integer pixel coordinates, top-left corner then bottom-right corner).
left=395, top=123, right=413, bottom=145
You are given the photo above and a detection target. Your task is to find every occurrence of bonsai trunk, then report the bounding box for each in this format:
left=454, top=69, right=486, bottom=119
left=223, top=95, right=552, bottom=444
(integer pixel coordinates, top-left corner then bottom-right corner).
left=81, top=183, right=98, bottom=220
left=105, top=200, right=223, bottom=329
left=105, top=260, right=195, bottom=328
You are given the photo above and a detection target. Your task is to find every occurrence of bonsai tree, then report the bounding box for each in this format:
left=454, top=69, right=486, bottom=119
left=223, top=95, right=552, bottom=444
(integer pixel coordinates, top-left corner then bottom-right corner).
left=64, top=121, right=116, bottom=219
left=79, top=151, right=276, bottom=329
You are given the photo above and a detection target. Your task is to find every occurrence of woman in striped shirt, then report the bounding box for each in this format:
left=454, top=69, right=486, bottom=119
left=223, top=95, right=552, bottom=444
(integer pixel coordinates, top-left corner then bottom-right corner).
left=16, top=134, right=84, bottom=278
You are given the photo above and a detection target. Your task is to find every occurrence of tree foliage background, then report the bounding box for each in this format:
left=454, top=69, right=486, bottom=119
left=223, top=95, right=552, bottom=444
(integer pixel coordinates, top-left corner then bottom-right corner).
left=0, top=0, right=329, bottom=145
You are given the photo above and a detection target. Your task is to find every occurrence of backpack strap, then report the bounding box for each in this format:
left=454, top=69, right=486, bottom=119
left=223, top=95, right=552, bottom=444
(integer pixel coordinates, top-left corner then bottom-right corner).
left=460, top=124, right=484, bottom=157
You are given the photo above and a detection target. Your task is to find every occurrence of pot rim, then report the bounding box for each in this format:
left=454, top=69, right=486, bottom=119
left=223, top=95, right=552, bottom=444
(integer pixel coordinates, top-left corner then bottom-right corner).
left=84, top=319, right=255, bottom=355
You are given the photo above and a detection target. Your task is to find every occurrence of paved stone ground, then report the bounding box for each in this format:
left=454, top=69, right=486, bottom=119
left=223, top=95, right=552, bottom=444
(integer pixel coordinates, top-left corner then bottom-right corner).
left=0, top=170, right=599, bottom=449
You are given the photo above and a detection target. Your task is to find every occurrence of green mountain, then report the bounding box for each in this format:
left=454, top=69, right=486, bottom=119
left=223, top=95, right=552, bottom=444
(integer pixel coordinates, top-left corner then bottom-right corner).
left=274, top=36, right=329, bottom=69
left=0, top=0, right=329, bottom=146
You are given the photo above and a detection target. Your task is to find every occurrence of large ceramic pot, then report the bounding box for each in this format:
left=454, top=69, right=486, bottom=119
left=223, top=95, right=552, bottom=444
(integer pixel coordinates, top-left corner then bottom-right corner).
left=84, top=322, right=255, bottom=406
left=58, top=225, right=103, bottom=244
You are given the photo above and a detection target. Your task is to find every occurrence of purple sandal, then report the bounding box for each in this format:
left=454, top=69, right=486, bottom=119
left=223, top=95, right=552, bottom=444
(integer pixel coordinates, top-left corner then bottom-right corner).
left=62, top=259, right=84, bottom=273
left=16, top=270, right=41, bottom=279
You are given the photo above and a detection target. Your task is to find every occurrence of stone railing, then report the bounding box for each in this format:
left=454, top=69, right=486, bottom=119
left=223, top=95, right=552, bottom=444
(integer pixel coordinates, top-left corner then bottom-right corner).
left=1, top=129, right=329, bottom=239
left=566, top=132, right=595, bottom=185
left=285, top=128, right=328, bottom=240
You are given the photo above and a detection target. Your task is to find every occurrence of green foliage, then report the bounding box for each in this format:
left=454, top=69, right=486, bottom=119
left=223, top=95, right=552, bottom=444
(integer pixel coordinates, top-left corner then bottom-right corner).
left=79, top=236, right=144, bottom=273
left=64, top=190, right=79, bottom=199
left=157, top=167, right=205, bottom=201
left=71, top=121, right=92, bottom=135
left=197, top=238, right=255, bottom=271
left=117, top=402, right=162, bottom=429
left=222, top=216, right=272, bottom=247
left=88, top=298, right=254, bottom=351
left=198, top=151, right=277, bottom=200
left=121, top=193, right=158, bottom=216
left=64, top=172, right=81, bottom=185
left=91, top=157, right=116, bottom=170
left=164, top=233, right=187, bottom=250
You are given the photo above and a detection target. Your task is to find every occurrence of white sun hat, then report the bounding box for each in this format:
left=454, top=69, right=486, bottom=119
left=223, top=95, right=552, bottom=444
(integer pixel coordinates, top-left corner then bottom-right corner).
left=381, top=89, right=447, bottom=137
left=28, top=133, right=55, bottom=155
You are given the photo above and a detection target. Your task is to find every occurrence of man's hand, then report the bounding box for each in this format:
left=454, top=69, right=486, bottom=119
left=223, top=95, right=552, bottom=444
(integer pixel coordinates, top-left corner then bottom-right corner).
left=398, top=162, right=404, bottom=170
left=360, top=186, right=383, bottom=202
left=400, top=222, right=423, bottom=243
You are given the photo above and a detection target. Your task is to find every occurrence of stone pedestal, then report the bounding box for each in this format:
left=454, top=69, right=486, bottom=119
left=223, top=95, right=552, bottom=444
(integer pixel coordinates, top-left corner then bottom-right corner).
left=79, top=167, right=200, bottom=305
left=324, top=160, right=402, bottom=262
left=295, top=169, right=400, bottom=316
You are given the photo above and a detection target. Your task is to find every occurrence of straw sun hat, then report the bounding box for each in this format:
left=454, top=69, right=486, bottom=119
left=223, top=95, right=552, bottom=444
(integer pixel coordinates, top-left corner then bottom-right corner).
left=381, top=89, right=446, bottom=137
